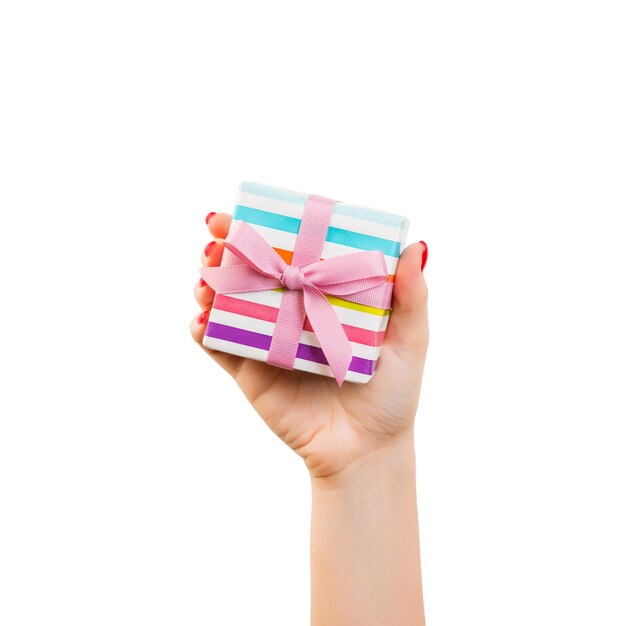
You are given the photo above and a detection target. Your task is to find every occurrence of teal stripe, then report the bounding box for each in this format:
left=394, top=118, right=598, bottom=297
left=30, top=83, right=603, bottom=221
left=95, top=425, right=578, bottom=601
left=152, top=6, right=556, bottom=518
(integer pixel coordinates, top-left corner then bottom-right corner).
left=233, top=205, right=401, bottom=257
left=327, top=226, right=400, bottom=256
left=239, top=181, right=408, bottom=229
left=234, top=204, right=300, bottom=234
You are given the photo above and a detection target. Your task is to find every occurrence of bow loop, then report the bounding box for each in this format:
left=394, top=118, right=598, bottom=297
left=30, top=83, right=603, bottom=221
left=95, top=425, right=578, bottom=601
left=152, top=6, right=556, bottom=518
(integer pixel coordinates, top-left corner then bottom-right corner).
left=302, top=252, right=389, bottom=297
left=223, top=221, right=287, bottom=279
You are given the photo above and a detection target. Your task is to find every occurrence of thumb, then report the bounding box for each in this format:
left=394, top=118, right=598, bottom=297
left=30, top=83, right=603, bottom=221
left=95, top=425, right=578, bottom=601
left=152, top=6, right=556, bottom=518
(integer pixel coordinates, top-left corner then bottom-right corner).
left=384, top=242, right=429, bottom=353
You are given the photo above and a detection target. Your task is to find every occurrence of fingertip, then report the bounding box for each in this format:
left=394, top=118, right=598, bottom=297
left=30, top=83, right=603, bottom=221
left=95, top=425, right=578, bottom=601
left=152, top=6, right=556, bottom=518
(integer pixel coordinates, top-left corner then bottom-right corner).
left=394, top=242, right=428, bottom=305
left=201, top=238, right=225, bottom=266
left=207, top=212, right=232, bottom=239
left=190, top=310, right=210, bottom=343
left=194, top=278, right=216, bottom=308
left=418, top=240, right=428, bottom=271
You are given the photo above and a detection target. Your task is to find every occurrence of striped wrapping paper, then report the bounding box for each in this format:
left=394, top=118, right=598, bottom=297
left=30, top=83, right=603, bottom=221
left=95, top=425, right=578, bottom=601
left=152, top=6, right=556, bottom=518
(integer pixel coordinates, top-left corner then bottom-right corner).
left=203, top=182, right=410, bottom=384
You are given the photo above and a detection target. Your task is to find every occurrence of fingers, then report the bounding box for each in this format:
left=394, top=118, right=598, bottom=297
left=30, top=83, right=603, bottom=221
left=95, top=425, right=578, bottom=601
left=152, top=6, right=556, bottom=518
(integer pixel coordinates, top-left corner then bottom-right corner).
left=195, top=211, right=229, bottom=311
left=193, top=212, right=242, bottom=378
left=384, top=242, right=429, bottom=354
left=206, top=212, right=232, bottom=239
left=196, top=238, right=225, bottom=307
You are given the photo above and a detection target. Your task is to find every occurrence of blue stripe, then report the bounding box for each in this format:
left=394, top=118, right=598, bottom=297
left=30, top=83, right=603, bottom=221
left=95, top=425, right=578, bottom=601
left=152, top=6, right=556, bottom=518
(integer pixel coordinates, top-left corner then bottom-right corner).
left=234, top=205, right=301, bottom=234
left=239, top=181, right=408, bottom=229
left=233, top=205, right=401, bottom=257
left=327, top=227, right=401, bottom=256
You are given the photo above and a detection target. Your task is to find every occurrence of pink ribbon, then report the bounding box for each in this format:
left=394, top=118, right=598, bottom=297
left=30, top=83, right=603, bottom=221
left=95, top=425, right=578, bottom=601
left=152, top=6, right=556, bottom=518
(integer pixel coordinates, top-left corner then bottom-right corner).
left=200, top=196, right=389, bottom=385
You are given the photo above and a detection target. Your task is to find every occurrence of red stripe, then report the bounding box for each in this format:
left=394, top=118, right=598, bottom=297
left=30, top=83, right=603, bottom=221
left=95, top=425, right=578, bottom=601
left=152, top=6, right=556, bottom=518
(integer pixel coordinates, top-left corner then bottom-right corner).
left=215, top=293, right=278, bottom=323
left=213, top=294, right=386, bottom=347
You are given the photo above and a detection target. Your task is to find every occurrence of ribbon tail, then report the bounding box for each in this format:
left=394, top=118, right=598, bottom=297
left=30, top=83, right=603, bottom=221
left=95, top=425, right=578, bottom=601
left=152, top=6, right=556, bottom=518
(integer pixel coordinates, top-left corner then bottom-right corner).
left=267, top=289, right=306, bottom=371
left=303, top=285, right=352, bottom=386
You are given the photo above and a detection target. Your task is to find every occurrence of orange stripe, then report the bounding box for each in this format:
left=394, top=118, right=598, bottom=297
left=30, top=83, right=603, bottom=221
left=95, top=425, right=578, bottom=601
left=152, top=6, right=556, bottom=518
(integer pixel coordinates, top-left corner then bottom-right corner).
left=272, top=247, right=396, bottom=282
left=274, top=247, right=293, bottom=265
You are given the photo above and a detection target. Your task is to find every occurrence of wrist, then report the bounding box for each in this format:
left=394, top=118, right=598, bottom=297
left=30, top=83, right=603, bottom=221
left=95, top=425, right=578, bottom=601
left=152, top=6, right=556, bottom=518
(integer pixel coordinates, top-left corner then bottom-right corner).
left=309, top=431, right=424, bottom=626
left=310, top=432, right=416, bottom=494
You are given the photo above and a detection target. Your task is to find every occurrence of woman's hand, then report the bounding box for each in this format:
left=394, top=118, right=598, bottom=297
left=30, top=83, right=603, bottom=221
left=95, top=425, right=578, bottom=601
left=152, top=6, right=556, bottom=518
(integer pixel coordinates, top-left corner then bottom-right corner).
left=190, top=212, right=428, bottom=480
left=192, top=210, right=429, bottom=625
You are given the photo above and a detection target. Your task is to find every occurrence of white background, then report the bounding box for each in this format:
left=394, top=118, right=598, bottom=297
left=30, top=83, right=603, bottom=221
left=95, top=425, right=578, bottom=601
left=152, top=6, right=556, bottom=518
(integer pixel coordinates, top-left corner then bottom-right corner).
left=1, top=1, right=625, bottom=624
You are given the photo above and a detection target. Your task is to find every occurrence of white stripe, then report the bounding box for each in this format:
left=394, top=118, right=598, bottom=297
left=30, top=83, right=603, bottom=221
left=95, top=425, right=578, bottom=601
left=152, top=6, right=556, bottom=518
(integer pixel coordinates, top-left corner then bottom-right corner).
left=237, top=221, right=295, bottom=252
left=321, top=240, right=400, bottom=275
left=203, top=335, right=267, bottom=361
left=237, top=190, right=406, bottom=243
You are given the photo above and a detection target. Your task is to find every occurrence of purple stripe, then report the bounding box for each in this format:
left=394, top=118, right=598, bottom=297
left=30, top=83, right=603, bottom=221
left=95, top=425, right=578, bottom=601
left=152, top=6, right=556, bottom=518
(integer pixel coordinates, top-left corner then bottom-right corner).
left=295, top=343, right=374, bottom=375
left=207, top=322, right=272, bottom=350
left=207, top=322, right=375, bottom=375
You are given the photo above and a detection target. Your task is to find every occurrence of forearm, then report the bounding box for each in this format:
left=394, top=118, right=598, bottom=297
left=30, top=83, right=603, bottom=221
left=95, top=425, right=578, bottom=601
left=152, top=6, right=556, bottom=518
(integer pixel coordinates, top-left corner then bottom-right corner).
left=310, top=433, right=425, bottom=626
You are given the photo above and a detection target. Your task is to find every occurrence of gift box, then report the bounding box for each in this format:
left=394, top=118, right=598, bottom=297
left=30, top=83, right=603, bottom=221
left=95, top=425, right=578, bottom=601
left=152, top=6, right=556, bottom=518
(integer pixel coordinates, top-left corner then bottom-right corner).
left=200, top=182, right=410, bottom=385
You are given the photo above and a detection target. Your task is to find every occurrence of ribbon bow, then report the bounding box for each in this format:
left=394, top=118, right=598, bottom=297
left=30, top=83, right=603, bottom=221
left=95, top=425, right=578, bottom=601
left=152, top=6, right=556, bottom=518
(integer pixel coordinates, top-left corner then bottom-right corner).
left=201, top=209, right=389, bottom=385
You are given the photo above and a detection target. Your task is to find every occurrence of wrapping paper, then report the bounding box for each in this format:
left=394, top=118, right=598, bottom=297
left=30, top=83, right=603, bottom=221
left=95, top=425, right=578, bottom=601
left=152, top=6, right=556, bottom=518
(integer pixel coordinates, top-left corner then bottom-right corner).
left=203, top=182, right=410, bottom=384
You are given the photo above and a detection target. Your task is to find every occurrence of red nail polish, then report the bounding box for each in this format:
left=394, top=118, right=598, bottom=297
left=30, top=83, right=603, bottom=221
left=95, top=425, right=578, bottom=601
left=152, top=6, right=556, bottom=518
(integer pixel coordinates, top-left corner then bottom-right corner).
left=204, top=241, right=216, bottom=257
left=205, top=212, right=216, bottom=225
left=199, top=277, right=207, bottom=288
left=197, top=310, right=210, bottom=325
left=419, top=241, right=428, bottom=271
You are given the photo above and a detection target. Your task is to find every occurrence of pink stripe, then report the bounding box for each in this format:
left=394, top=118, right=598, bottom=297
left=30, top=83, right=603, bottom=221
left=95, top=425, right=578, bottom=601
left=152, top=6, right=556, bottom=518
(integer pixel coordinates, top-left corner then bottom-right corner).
left=214, top=294, right=279, bottom=323
left=213, top=294, right=386, bottom=347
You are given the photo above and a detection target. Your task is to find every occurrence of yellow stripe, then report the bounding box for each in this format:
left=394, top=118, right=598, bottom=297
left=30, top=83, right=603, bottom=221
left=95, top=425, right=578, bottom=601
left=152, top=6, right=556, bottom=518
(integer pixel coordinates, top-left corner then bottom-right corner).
left=271, top=288, right=389, bottom=316
left=326, top=294, right=390, bottom=316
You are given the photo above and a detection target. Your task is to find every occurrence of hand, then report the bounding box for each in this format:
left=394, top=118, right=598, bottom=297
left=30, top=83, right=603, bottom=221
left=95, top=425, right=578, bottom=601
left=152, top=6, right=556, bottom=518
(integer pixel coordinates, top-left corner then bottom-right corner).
left=191, top=212, right=429, bottom=480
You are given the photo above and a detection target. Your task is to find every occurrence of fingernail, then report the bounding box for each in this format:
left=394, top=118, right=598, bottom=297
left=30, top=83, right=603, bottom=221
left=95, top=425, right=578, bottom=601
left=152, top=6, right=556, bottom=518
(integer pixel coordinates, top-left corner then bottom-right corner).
left=419, top=241, right=428, bottom=271
left=199, top=277, right=207, bottom=288
left=204, top=241, right=216, bottom=257
left=197, top=310, right=210, bottom=325
left=205, top=212, right=216, bottom=225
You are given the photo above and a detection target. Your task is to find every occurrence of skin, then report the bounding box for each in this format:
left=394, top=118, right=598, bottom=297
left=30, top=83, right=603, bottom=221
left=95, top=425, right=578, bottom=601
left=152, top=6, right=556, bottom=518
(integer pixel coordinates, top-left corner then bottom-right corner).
left=191, top=212, right=428, bottom=626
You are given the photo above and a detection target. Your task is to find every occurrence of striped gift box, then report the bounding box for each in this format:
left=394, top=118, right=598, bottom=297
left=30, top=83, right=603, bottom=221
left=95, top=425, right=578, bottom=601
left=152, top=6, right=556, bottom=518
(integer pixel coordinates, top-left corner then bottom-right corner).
left=203, top=182, right=410, bottom=384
